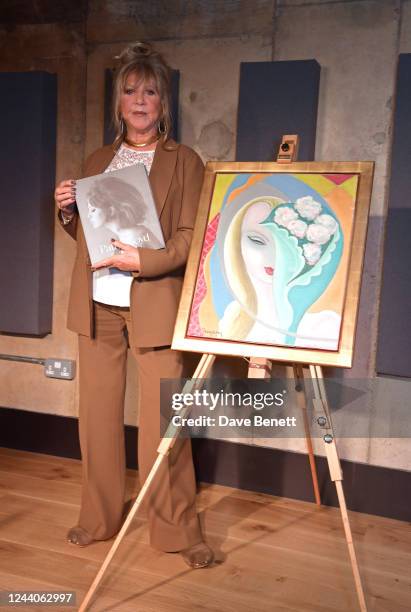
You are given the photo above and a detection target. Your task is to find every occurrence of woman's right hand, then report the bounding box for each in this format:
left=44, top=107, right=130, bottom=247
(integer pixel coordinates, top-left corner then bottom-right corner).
left=54, top=179, right=77, bottom=219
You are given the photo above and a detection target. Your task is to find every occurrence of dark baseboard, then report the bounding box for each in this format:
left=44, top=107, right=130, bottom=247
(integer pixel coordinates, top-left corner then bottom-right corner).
left=0, top=407, right=410, bottom=522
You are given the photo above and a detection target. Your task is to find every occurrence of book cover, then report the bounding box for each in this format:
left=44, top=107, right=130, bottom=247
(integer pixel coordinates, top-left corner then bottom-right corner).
left=75, top=163, right=165, bottom=265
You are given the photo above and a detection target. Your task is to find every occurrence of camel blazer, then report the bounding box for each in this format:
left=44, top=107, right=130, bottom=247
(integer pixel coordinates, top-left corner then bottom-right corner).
left=60, top=138, right=204, bottom=347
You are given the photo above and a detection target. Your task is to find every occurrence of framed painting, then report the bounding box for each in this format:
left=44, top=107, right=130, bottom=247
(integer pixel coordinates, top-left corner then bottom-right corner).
left=172, top=162, right=374, bottom=367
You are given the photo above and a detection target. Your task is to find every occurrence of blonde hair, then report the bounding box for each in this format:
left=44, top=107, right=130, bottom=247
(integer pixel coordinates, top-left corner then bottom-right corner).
left=222, top=204, right=257, bottom=338
left=221, top=197, right=284, bottom=339
left=112, top=42, right=172, bottom=147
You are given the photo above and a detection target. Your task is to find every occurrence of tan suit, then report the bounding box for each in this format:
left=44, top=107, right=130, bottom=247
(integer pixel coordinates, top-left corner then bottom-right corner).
left=61, top=138, right=204, bottom=550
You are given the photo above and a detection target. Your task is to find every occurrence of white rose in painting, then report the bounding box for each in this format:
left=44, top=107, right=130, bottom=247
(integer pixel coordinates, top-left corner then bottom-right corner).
left=303, top=242, right=322, bottom=266
left=274, top=206, right=298, bottom=228
left=288, top=219, right=307, bottom=239
left=315, top=214, right=338, bottom=234
left=306, top=223, right=331, bottom=245
left=295, top=196, right=322, bottom=220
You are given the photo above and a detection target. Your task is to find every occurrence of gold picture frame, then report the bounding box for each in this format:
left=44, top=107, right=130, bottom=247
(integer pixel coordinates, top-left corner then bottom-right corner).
left=172, top=161, right=374, bottom=368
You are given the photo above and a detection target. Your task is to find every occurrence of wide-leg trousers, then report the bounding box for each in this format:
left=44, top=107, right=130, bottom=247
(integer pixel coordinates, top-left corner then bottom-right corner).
left=76, top=300, right=203, bottom=551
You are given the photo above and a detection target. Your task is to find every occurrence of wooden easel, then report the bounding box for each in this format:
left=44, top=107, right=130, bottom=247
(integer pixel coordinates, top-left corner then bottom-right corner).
left=79, top=136, right=367, bottom=612
left=249, top=134, right=320, bottom=507
left=248, top=135, right=366, bottom=611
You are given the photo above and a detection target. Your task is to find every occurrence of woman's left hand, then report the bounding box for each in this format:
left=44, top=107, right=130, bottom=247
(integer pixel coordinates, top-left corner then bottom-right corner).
left=92, top=240, right=141, bottom=272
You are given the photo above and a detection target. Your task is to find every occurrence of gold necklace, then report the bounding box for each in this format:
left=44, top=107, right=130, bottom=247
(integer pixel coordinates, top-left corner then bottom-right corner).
left=124, top=133, right=160, bottom=148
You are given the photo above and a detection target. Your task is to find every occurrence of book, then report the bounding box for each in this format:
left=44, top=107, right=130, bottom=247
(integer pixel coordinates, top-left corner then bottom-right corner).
left=75, top=163, right=165, bottom=265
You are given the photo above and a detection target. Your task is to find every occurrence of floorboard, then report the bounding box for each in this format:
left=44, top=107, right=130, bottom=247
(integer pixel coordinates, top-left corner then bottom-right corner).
left=0, top=448, right=409, bottom=611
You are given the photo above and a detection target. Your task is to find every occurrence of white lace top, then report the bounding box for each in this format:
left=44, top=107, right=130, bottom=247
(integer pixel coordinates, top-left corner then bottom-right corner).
left=92, top=145, right=156, bottom=307
left=105, top=144, right=155, bottom=174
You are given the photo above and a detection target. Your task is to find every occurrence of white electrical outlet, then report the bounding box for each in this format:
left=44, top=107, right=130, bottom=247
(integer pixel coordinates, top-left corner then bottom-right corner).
left=44, top=359, right=76, bottom=380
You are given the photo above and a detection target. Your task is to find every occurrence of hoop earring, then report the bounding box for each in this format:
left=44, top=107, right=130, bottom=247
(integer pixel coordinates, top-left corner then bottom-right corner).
left=120, top=117, right=126, bottom=135
left=158, top=119, right=166, bottom=135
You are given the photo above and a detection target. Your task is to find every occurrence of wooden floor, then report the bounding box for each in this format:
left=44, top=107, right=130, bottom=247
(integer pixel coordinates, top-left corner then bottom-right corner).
left=0, top=448, right=410, bottom=612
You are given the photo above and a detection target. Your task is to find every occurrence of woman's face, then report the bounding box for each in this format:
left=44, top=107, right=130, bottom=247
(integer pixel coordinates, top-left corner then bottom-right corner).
left=240, top=202, right=276, bottom=285
left=120, top=72, right=162, bottom=141
left=87, top=200, right=106, bottom=229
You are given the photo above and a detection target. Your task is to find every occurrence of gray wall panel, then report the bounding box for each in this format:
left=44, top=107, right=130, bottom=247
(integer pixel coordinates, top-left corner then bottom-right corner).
left=377, top=54, right=411, bottom=377
left=0, top=71, right=57, bottom=335
left=236, top=60, right=320, bottom=161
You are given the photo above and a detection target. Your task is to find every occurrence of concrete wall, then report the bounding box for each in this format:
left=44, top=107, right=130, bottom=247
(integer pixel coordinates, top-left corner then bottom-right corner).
left=270, top=0, right=410, bottom=471
left=0, top=21, right=86, bottom=418
left=0, top=0, right=275, bottom=427
left=0, top=0, right=409, bottom=472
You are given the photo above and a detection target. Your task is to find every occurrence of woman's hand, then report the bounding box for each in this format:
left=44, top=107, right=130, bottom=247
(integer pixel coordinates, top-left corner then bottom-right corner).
left=92, top=240, right=141, bottom=272
left=55, top=179, right=77, bottom=219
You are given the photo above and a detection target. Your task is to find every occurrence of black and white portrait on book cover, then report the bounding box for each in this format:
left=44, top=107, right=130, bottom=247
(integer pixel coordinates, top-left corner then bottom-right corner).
left=75, top=163, right=165, bottom=265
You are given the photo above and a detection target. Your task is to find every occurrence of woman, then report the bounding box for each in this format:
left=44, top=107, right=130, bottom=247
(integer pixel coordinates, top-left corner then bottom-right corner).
left=54, top=42, right=213, bottom=568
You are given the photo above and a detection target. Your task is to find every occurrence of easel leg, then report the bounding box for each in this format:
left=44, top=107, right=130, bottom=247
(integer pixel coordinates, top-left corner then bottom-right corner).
left=248, top=359, right=321, bottom=505
left=309, top=365, right=367, bottom=612
left=78, top=353, right=216, bottom=612
left=293, top=365, right=321, bottom=505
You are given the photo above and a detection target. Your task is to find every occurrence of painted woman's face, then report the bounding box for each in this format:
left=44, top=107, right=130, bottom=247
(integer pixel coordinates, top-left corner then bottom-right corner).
left=87, top=200, right=106, bottom=228
left=240, top=202, right=276, bottom=285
